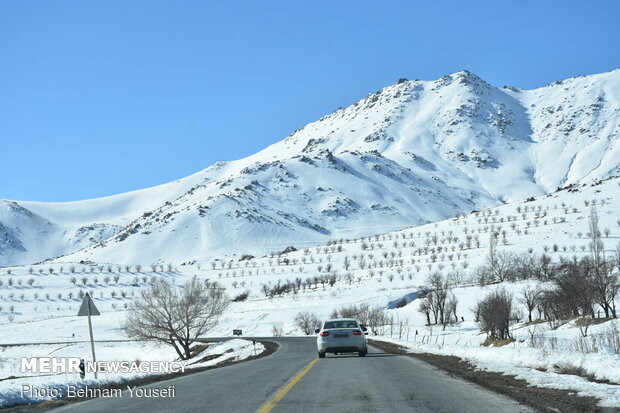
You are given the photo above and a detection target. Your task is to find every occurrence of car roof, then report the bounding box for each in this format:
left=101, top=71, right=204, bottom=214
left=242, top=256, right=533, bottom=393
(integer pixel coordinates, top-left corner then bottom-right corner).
left=324, top=318, right=358, bottom=323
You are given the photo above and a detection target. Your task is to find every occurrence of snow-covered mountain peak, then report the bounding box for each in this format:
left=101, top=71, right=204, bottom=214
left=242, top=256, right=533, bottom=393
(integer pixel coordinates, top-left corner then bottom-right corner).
left=1, top=69, right=618, bottom=266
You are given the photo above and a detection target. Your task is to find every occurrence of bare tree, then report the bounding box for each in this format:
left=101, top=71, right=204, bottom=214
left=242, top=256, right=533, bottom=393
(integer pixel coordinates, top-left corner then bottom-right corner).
left=446, top=293, right=458, bottom=326
left=294, top=311, right=321, bottom=335
left=271, top=324, right=284, bottom=337
left=519, top=286, right=542, bottom=322
left=343, top=256, right=351, bottom=271
left=488, top=251, right=517, bottom=282
left=589, top=205, right=604, bottom=267
left=331, top=303, right=384, bottom=334
left=418, top=298, right=432, bottom=326
left=591, top=258, right=618, bottom=318
left=366, top=307, right=390, bottom=335
left=512, top=253, right=538, bottom=280
left=488, top=226, right=497, bottom=271
left=476, top=288, right=513, bottom=339
left=124, top=276, right=229, bottom=360
left=428, top=272, right=449, bottom=326
left=588, top=206, right=617, bottom=318
left=615, top=242, right=620, bottom=272
left=553, top=257, right=596, bottom=318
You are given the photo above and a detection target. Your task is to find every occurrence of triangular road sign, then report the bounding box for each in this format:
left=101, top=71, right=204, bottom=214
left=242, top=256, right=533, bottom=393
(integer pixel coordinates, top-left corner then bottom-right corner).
left=77, top=293, right=101, bottom=316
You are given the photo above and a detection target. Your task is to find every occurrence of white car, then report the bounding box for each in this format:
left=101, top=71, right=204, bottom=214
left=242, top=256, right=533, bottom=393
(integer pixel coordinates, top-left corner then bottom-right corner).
left=315, top=318, right=368, bottom=358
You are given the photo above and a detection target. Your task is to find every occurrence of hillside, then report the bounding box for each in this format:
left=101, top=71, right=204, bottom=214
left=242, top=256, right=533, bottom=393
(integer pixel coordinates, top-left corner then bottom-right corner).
left=2, top=175, right=618, bottom=334
left=1, top=175, right=619, bottom=406
left=1, top=69, right=619, bottom=266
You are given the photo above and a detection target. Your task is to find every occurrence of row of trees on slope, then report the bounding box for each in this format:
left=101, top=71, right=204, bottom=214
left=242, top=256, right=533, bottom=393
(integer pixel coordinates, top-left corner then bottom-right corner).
left=473, top=206, right=618, bottom=340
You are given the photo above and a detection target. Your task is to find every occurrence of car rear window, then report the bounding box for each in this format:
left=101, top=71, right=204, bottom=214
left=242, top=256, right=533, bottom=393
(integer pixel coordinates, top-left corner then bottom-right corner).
left=323, top=321, right=358, bottom=329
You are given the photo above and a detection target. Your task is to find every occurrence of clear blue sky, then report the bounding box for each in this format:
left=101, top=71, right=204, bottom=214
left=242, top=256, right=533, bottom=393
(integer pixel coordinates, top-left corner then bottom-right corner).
left=1, top=0, right=619, bottom=202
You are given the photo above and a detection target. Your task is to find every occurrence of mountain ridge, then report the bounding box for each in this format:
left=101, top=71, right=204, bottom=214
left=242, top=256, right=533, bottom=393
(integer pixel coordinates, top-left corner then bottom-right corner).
left=1, top=69, right=618, bottom=265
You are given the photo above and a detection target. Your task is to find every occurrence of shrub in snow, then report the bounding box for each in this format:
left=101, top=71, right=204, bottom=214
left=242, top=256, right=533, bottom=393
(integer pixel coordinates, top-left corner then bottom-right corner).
left=271, top=325, right=284, bottom=337
left=294, top=311, right=321, bottom=334
left=476, top=288, right=513, bottom=340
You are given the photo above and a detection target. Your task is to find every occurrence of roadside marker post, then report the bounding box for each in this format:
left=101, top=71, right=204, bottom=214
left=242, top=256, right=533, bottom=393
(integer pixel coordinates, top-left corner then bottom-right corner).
left=77, top=293, right=101, bottom=379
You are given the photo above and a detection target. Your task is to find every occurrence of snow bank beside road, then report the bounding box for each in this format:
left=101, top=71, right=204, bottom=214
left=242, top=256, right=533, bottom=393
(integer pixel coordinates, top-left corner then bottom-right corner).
left=189, top=339, right=264, bottom=369
left=374, top=336, right=620, bottom=408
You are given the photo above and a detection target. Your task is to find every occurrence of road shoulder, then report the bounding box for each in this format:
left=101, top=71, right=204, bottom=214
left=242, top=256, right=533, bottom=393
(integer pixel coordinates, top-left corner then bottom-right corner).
left=370, top=339, right=615, bottom=413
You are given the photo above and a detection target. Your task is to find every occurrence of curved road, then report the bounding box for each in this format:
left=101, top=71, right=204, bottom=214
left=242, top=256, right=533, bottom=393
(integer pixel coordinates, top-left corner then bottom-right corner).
left=53, top=337, right=531, bottom=413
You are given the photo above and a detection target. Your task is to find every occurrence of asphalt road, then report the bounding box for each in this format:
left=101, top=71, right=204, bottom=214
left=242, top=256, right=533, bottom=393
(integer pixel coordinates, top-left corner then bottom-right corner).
left=52, top=337, right=532, bottom=413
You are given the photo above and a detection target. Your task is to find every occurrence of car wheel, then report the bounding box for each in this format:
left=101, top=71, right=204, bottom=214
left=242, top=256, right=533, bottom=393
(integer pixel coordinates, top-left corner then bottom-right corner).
left=334, top=352, right=338, bottom=355
left=318, top=351, right=326, bottom=358
left=358, top=350, right=366, bottom=357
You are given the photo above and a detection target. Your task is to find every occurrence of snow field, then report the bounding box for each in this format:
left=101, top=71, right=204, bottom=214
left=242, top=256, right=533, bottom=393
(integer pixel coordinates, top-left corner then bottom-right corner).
left=0, top=176, right=618, bottom=406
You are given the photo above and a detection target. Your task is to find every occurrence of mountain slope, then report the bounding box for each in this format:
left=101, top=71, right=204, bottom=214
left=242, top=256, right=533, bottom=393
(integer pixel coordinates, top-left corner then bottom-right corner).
left=1, top=69, right=619, bottom=265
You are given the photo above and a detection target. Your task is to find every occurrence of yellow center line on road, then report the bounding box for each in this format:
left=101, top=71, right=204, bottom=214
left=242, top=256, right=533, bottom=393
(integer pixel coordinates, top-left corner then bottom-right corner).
left=256, top=358, right=320, bottom=413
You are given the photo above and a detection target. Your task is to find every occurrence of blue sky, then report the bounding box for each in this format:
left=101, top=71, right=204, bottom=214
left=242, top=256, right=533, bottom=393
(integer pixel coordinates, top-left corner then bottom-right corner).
left=1, top=1, right=619, bottom=202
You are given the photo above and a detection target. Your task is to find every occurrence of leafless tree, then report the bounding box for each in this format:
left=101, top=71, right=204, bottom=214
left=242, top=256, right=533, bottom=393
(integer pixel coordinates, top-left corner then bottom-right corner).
left=294, top=311, right=321, bottom=335
left=577, top=317, right=593, bottom=337
left=476, top=288, right=513, bottom=339
left=343, top=256, right=351, bottom=270
left=418, top=298, right=432, bottom=325
left=271, top=324, right=284, bottom=337
left=366, top=307, right=390, bottom=335
left=331, top=302, right=384, bottom=334
left=124, top=276, right=229, bottom=360
left=487, top=251, right=517, bottom=282
left=542, top=257, right=596, bottom=320
left=446, top=293, right=458, bottom=325
left=589, top=205, right=604, bottom=268
left=591, top=258, right=618, bottom=318
left=587, top=207, right=618, bottom=318
left=519, top=286, right=542, bottom=322
left=512, top=253, right=538, bottom=280
left=428, top=272, right=449, bottom=326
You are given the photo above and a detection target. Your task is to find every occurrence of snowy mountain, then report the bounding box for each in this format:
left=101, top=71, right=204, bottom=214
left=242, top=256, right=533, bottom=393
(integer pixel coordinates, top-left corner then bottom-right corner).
left=1, top=69, right=619, bottom=266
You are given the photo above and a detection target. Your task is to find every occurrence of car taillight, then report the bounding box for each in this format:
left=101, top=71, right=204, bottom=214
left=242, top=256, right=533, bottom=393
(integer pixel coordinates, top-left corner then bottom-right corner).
left=352, top=330, right=363, bottom=335
left=320, top=331, right=330, bottom=337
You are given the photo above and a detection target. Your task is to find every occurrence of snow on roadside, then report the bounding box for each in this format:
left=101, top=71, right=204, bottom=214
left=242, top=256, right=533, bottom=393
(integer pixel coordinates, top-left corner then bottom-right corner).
left=373, top=336, right=620, bottom=408
left=188, top=338, right=264, bottom=369
left=0, top=338, right=264, bottom=408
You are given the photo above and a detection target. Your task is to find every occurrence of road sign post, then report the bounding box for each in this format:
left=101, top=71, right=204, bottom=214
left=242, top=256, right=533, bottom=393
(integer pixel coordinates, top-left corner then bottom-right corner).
left=233, top=329, right=242, bottom=336
left=77, top=293, right=101, bottom=379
